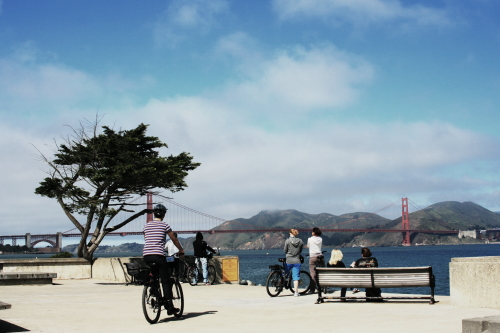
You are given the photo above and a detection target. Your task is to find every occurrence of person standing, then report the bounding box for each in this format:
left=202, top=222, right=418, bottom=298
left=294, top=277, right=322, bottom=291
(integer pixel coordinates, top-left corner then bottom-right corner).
left=307, top=227, right=323, bottom=294
left=193, top=232, right=216, bottom=285
left=165, top=232, right=181, bottom=280
left=143, top=204, right=185, bottom=315
left=284, top=228, right=304, bottom=297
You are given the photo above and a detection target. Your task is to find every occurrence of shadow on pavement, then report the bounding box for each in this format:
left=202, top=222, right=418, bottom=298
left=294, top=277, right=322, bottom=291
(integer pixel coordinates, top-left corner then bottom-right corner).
left=158, top=310, right=218, bottom=323
left=0, top=319, right=30, bottom=332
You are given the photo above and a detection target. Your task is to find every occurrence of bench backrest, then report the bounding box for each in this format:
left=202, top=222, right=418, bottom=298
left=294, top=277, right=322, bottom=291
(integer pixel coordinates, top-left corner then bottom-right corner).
left=316, top=267, right=434, bottom=288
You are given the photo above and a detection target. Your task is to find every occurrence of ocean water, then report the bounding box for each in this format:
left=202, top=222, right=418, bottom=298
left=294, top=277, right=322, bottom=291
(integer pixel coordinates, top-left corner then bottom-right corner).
left=3, top=244, right=499, bottom=296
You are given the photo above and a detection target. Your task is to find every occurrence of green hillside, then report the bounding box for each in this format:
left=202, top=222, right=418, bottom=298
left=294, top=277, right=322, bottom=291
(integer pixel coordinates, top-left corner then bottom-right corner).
left=196, top=201, right=500, bottom=249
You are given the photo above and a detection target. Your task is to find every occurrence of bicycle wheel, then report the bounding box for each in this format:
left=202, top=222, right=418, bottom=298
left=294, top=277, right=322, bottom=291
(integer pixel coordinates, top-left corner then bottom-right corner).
left=188, top=266, right=198, bottom=286
left=289, top=270, right=312, bottom=295
left=266, top=271, right=284, bottom=297
left=207, top=265, right=216, bottom=284
left=179, top=261, right=190, bottom=283
left=171, top=280, right=184, bottom=318
left=142, top=284, right=161, bottom=324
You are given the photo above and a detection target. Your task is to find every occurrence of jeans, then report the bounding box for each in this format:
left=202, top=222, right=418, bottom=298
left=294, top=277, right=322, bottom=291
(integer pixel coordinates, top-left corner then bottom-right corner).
left=308, top=255, right=322, bottom=292
left=195, top=257, right=208, bottom=283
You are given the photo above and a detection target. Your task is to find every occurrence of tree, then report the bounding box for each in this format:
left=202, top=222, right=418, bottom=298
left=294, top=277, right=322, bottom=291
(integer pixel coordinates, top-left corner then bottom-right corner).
left=35, top=118, right=200, bottom=260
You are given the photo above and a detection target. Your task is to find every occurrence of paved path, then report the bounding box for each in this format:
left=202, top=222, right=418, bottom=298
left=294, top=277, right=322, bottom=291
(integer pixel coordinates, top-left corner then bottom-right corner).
left=1, top=279, right=499, bottom=333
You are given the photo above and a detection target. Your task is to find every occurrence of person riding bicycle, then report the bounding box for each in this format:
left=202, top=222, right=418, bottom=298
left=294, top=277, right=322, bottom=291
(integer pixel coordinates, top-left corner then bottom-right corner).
left=143, top=204, right=185, bottom=314
left=307, top=227, right=323, bottom=294
left=193, top=232, right=216, bottom=285
left=284, top=228, right=304, bottom=297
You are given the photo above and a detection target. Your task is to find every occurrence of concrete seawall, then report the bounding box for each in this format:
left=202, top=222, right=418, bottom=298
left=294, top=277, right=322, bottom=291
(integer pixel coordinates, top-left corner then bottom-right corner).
left=0, top=255, right=239, bottom=284
left=450, top=256, right=500, bottom=310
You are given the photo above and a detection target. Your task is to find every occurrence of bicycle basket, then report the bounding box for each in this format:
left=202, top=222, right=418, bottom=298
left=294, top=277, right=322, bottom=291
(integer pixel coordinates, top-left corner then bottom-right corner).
left=269, top=264, right=281, bottom=270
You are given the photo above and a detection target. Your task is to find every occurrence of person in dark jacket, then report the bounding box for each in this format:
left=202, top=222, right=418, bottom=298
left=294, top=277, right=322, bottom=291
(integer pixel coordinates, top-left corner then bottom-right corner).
left=193, top=232, right=216, bottom=285
left=352, top=247, right=382, bottom=301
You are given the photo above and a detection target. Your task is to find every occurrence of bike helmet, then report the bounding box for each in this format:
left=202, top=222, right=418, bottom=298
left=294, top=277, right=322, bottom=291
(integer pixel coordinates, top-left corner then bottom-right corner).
left=153, top=204, right=167, bottom=219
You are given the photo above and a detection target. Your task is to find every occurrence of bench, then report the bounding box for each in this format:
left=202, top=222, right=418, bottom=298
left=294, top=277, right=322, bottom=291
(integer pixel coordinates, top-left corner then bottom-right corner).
left=0, top=301, right=11, bottom=310
left=0, top=272, right=57, bottom=286
left=315, top=266, right=436, bottom=304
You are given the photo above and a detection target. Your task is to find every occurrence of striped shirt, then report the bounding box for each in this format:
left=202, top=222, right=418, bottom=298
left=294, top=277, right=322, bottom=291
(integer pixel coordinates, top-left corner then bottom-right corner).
left=143, top=220, right=172, bottom=256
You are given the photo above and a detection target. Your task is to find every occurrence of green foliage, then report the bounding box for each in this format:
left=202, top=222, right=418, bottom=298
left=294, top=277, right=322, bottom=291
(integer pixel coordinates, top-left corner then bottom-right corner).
left=0, top=244, right=33, bottom=253
left=34, top=118, right=200, bottom=259
left=51, top=252, right=74, bottom=258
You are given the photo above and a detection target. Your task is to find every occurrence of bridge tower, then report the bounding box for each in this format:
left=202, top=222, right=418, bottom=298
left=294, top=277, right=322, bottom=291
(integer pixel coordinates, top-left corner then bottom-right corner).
left=401, top=198, right=411, bottom=246
left=146, top=192, right=153, bottom=223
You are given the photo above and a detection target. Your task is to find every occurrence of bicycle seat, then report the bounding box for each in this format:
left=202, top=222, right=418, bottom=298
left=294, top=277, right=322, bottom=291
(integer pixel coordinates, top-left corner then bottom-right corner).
left=278, top=258, right=286, bottom=263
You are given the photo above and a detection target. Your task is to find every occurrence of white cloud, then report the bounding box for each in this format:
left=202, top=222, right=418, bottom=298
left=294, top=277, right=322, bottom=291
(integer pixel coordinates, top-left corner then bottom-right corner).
left=1, top=40, right=499, bottom=236
left=153, top=0, right=229, bottom=48
left=272, top=0, right=452, bottom=28
left=119, top=96, right=500, bottom=221
left=220, top=44, right=374, bottom=112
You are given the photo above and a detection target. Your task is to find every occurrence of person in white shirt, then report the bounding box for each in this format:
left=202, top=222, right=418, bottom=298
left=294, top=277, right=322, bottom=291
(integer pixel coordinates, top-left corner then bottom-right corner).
left=165, top=232, right=181, bottom=279
left=307, top=227, right=323, bottom=294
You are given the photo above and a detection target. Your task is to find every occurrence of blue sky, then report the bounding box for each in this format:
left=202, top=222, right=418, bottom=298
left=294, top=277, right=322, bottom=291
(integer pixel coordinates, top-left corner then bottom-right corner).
left=1, top=0, right=500, bottom=244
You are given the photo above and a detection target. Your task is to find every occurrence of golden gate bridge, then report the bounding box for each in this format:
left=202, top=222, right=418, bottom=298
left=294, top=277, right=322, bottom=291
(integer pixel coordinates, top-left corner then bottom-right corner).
left=0, top=195, right=460, bottom=250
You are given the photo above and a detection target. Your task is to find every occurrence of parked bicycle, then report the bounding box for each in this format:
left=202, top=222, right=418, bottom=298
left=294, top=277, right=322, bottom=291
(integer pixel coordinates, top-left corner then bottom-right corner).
left=307, top=250, right=327, bottom=293
left=187, top=254, right=216, bottom=286
left=266, top=257, right=312, bottom=297
left=142, top=262, right=184, bottom=324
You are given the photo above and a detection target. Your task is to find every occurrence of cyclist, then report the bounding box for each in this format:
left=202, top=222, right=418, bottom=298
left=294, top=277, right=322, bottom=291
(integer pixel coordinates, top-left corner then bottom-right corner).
left=193, top=232, right=216, bottom=285
left=143, top=204, right=185, bottom=314
left=307, top=227, right=323, bottom=294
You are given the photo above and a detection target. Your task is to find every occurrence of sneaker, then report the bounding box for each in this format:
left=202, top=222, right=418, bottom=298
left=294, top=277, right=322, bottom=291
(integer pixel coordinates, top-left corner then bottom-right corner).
left=294, top=292, right=300, bottom=297
left=167, top=307, right=180, bottom=315
left=205, top=282, right=211, bottom=286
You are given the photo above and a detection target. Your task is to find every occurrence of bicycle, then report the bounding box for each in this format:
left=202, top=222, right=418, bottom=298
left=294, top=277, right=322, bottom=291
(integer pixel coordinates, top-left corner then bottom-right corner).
left=266, top=257, right=312, bottom=297
left=187, top=255, right=216, bottom=286
left=142, top=262, right=184, bottom=324
left=307, top=250, right=328, bottom=294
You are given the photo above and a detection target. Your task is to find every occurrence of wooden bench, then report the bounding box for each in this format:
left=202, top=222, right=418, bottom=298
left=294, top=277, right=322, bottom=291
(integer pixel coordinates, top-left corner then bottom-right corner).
left=315, top=266, right=436, bottom=304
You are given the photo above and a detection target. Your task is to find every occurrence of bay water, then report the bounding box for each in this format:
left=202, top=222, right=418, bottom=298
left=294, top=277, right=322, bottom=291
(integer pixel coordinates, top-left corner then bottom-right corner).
left=3, top=243, right=499, bottom=296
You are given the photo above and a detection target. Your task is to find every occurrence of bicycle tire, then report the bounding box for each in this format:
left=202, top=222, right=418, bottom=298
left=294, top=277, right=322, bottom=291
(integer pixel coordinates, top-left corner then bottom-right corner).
left=188, top=266, right=198, bottom=286
left=179, top=261, right=190, bottom=283
left=266, top=271, right=283, bottom=297
left=289, top=270, right=312, bottom=295
left=142, top=284, right=161, bottom=324
left=171, top=280, right=184, bottom=318
left=207, top=265, right=216, bottom=284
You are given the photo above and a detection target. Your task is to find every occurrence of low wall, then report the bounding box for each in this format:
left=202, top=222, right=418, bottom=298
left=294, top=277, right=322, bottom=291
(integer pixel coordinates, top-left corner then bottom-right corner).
left=0, top=255, right=239, bottom=284
left=0, top=258, right=91, bottom=279
left=92, top=255, right=239, bottom=284
left=450, top=256, right=500, bottom=310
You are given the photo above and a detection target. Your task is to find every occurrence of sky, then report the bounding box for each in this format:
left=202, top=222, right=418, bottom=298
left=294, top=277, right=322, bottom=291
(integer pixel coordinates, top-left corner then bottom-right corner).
left=1, top=0, right=500, bottom=246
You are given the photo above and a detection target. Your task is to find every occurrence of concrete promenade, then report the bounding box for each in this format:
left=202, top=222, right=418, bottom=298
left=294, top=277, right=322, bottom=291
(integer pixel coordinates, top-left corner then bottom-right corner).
left=1, top=279, right=500, bottom=333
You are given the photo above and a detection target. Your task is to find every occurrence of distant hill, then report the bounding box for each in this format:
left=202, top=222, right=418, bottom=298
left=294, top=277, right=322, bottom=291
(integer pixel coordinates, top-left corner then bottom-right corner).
left=64, top=201, right=500, bottom=252
left=195, top=201, right=500, bottom=249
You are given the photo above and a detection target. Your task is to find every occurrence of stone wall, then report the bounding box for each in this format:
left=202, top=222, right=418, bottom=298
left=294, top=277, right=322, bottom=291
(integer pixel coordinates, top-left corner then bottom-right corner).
left=0, top=255, right=239, bottom=284
left=0, top=258, right=91, bottom=279
left=450, top=256, right=500, bottom=310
